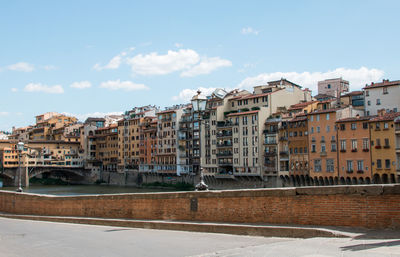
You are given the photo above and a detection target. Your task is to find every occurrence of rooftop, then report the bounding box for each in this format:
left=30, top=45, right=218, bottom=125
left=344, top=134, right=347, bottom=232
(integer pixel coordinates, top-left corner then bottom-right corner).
left=369, top=112, right=400, bottom=122
left=364, top=79, right=400, bottom=89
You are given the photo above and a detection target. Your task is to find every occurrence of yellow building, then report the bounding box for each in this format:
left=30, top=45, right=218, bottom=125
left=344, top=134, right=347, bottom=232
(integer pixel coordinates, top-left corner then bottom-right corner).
left=30, top=113, right=78, bottom=140
left=369, top=111, right=400, bottom=183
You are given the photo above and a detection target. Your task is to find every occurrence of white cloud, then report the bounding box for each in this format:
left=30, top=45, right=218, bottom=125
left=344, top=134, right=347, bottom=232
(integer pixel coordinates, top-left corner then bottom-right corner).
left=0, top=112, right=9, bottom=116
left=175, top=43, right=183, bottom=48
left=93, top=48, right=134, bottom=71
left=99, top=79, right=149, bottom=91
left=241, top=27, right=259, bottom=35
left=7, top=62, right=35, bottom=72
left=172, top=87, right=223, bottom=102
left=181, top=57, right=232, bottom=77
left=62, top=111, right=123, bottom=122
left=11, top=88, right=18, bottom=92
left=24, top=83, right=64, bottom=94
left=126, top=49, right=200, bottom=75
left=70, top=81, right=92, bottom=89
left=43, top=65, right=57, bottom=70
left=238, top=67, right=385, bottom=93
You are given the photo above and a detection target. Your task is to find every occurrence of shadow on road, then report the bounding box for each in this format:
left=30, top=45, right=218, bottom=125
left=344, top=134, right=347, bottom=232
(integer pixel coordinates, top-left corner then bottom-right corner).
left=341, top=240, right=400, bottom=251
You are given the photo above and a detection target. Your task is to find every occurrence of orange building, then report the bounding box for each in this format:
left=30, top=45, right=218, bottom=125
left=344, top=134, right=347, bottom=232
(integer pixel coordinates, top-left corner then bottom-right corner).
left=336, top=116, right=373, bottom=184
left=288, top=114, right=309, bottom=178
left=308, top=109, right=339, bottom=185
left=139, top=116, right=157, bottom=165
left=369, top=111, right=400, bottom=183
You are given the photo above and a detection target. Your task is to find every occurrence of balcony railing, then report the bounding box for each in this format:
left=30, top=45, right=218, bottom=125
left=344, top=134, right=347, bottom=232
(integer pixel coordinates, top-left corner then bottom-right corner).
left=217, top=142, right=233, bottom=147
left=264, top=139, right=277, bottom=145
left=217, top=121, right=237, bottom=128
left=264, top=151, right=277, bottom=156
left=216, top=152, right=233, bottom=157
left=216, top=131, right=233, bottom=137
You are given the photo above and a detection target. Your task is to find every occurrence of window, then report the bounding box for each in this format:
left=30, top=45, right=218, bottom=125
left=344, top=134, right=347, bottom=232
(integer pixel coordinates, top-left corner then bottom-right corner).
left=377, top=159, right=382, bottom=169
left=340, top=124, right=346, bottom=130
left=376, top=123, right=380, bottom=129
left=363, top=138, right=369, bottom=150
left=331, top=143, right=337, bottom=152
left=310, top=127, right=314, bottom=134
left=384, top=138, right=390, bottom=147
left=385, top=159, right=391, bottom=169
left=326, top=114, right=330, bottom=120
left=376, top=138, right=381, bottom=146
left=316, top=115, right=320, bottom=121
left=362, top=122, right=368, bottom=129
left=351, top=123, right=357, bottom=130
left=317, top=126, right=320, bottom=133
left=310, top=116, right=314, bottom=122
left=314, top=159, right=321, bottom=172
left=311, top=144, right=316, bottom=152
left=383, top=87, right=388, bottom=94
left=384, top=122, right=389, bottom=129
left=346, top=160, right=353, bottom=172
left=321, top=143, right=326, bottom=153
left=351, top=139, right=357, bottom=151
left=357, top=160, right=364, bottom=171
left=326, top=125, right=330, bottom=132
left=327, top=84, right=331, bottom=89
left=367, top=100, right=371, bottom=106
left=340, top=140, right=346, bottom=151
left=365, top=90, right=369, bottom=96
left=326, top=159, right=334, bottom=172
left=376, top=99, right=381, bottom=105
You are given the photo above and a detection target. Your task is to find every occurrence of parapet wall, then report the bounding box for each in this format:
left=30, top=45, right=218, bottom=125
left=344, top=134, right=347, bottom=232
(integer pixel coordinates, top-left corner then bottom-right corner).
left=0, top=185, right=399, bottom=229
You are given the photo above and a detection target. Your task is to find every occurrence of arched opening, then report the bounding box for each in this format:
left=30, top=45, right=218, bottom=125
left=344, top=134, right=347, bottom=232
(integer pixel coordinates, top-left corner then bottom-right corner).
left=314, top=177, right=319, bottom=186
left=300, top=175, right=305, bottom=187
left=323, top=177, right=329, bottom=186
left=359, top=177, right=364, bottom=184
left=339, top=177, right=345, bottom=185
left=390, top=174, right=396, bottom=183
left=346, top=177, right=352, bottom=185
left=319, top=177, right=324, bottom=186
left=334, top=177, right=339, bottom=185
left=352, top=177, right=358, bottom=185
left=295, top=175, right=301, bottom=187
left=305, top=175, right=311, bottom=186
left=329, top=176, right=334, bottom=185
left=0, top=174, right=14, bottom=187
left=373, top=174, right=381, bottom=184
left=382, top=174, right=389, bottom=184
left=366, top=177, right=371, bottom=184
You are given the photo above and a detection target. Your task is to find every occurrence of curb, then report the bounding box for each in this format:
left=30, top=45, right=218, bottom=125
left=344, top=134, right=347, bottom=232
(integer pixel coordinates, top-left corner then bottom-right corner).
left=0, top=213, right=351, bottom=238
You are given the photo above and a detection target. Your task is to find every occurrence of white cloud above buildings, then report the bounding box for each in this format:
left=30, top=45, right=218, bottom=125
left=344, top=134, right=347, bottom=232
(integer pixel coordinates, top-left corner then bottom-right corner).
left=94, top=48, right=232, bottom=77
left=23, top=83, right=64, bottom=94
left=238, top=67, right=384, bottom=92
left=70, top=81, right=92, bottom=89
left=62, top=111, right=123, bottom=122
left=180, top=57, right=232, bottom=77
left=172, top=67, right=384, bottom=103
left=241, top=27, right=259, bottom=35
left=0, top=112, right=9, bottom=116
left=99, top=79, right=149, bottom=91
left=7, top=62, right=35, bottom=72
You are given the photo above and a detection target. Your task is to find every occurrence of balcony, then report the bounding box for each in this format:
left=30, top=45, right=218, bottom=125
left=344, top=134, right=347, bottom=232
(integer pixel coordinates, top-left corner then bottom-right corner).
left=357, top=170, right=364, bottom=174
left=264, top=151, right=277, bottom=157
left=264, top=139, right=277, bottom=145
left=216, top=152, right=233, bottom=157
left=347, top=170, right=354, bottom=174
left=263, top=129, right=278, bottom=134
left=363, top=148, right=370, bottom=152
left=216, top=131, right=233, bottom=138
left=217, top=121, right=237, bottom=128
left=179, top=126, right=192, bottom=131
left=280, top=136, right=288, bottom=141
left=320, top=151, right=327, bottom=157
left=218, top=161, right=233, bottom=166
left=279, top=151, right=289, bottom=156
left=217, top=142, right=233, bottom=147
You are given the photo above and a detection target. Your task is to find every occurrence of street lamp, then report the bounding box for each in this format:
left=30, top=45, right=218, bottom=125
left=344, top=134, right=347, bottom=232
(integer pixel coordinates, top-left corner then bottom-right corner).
left=191, top=90, right=208, bottom=191
left=16, top=141, right=24, bottom=192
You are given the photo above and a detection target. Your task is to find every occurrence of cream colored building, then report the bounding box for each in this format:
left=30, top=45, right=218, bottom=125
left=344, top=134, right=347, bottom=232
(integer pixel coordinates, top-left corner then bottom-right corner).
left=364, top=79, right=400, bottom=116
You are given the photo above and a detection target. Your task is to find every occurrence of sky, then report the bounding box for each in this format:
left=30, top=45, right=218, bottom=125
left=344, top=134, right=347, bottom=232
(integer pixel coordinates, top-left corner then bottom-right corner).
left=1, top=0, right=400, bottom=131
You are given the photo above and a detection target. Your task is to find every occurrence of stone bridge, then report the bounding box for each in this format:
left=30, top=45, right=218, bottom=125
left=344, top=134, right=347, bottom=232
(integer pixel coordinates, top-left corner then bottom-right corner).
left=1, top=166, right=91, bottom=186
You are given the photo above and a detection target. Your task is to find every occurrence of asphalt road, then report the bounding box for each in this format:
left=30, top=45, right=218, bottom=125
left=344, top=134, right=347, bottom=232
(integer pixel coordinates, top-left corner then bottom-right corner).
left=0, top=217, right=399, bottom=257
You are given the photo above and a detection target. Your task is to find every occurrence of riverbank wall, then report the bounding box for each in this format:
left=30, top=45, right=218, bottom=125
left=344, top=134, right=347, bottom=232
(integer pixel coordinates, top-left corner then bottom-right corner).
left=0, top=185, right=399, bottom=229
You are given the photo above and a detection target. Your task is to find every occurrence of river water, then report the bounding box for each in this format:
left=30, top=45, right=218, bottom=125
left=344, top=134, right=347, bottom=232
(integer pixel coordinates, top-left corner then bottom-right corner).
left=0, top=185, right=177, bottom=196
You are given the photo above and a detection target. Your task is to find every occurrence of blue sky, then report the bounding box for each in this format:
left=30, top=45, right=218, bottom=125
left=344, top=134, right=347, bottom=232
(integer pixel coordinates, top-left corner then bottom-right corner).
left=1, top=0, right=399, bottom=131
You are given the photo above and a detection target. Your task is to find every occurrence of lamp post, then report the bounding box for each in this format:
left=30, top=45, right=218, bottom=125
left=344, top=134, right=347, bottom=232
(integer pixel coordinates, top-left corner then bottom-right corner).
left=191, top=90, right=208, bottom=191
left=16, top=141, right=24, bottom=192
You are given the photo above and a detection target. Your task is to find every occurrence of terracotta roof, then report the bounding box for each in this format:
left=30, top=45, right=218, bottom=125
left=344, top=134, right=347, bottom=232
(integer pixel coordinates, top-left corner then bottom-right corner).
left=369, top=112, right=400, bottom=122
left=228, top=89, right=282, bottom=101
left=308, top=108, right=340, bottom=115
left=289, top=115, right=308, bottom=122
left=288, top=101, right=316, bottom=110
left=336, top=115, right=376, bottom=123
left=226, top=110, right=259, bottom=117
left=364, top=79, right=400, bottom=89
left=157, top=109, right=176, bottom=114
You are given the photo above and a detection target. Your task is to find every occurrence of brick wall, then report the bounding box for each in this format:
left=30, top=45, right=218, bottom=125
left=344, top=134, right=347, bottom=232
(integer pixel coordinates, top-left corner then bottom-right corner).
left=0, top=185, right=399, bottom=229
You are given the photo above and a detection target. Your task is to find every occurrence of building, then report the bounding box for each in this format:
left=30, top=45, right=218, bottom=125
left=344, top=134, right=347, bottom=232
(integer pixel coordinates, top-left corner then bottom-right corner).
left=364, top=79, right=400, bottom=116
left=287, top=114, right=309, bottom=181
left=336, top=115, right=373, bottom=184
left=318, top=78, right=349, bottom=98
left=138, top=116, right=158, bottom=172
left=308, top=107, right=364, bottom=185
left=369, top=111, right=400, bottom=183
left=340, top=91, right=364, bottom=110
left=81, top=117, right=106, bottom=171
left=94, top=124, right=118, bottom=172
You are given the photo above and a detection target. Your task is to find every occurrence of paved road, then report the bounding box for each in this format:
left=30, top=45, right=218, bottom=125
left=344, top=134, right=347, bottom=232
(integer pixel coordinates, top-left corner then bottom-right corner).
left=0, top=217, right=399, bottom=257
